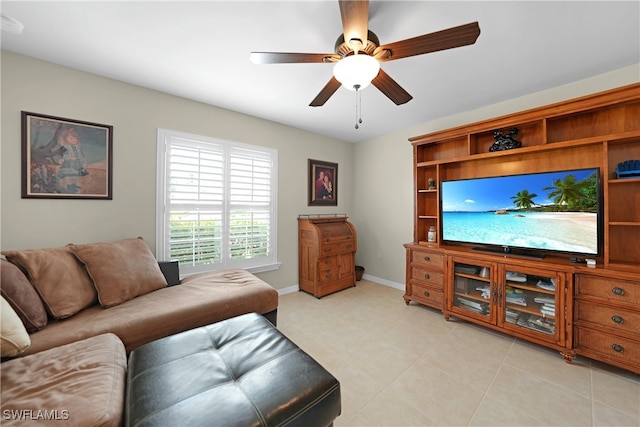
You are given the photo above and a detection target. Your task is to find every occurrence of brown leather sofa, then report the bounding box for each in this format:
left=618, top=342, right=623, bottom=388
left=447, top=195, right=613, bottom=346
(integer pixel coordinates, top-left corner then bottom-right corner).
left=0, top=238, right=279, bottom=426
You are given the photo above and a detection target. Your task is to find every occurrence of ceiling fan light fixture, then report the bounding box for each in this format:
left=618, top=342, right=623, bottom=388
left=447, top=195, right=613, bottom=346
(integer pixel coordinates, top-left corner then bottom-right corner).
left=332, top=54, right=380, bottom=91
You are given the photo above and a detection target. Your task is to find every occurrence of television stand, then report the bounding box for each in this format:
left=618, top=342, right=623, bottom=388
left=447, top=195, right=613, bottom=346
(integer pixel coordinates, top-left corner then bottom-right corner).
left=471, top=246, right=545, bottom=260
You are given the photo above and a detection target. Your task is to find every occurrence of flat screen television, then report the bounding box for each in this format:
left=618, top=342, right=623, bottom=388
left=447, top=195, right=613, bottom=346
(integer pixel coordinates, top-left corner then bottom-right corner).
left=440, top=167, right=602, bottom=259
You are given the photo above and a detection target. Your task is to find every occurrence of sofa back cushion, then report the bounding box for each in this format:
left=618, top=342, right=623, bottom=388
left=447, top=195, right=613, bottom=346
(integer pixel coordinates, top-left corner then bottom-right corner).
left=0, top=260, right=47, bottom=332
left=69, top=237, right=167, bottom=308
left=1, top=296, right=31, bottom=357
left=2, top=247, right=97, bottom=319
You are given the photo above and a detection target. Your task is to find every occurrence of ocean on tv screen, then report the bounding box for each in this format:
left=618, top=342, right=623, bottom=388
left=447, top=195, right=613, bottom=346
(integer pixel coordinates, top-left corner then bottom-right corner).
left=441, top=211, right=598, bottom=254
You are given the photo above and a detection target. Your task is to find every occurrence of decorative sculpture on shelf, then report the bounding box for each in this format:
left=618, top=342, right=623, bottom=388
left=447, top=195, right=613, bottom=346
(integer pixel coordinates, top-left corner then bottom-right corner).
left=489, top=128, right=522, bottom=152
left=428, top=178, right=436, bottom=190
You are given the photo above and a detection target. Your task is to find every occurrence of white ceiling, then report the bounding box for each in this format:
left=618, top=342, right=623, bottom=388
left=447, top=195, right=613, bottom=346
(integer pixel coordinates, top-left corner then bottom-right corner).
left=1, top=1, right=638, bottom=143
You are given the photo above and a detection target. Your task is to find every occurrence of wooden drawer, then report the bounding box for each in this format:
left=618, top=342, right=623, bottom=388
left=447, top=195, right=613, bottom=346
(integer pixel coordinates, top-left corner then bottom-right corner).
left=318, top=267, right=339, bottom=283
left=575, top=300, right=640, bottom=338
left=318, top=256, right=337, bottom=270
left=575, top=327, right=640, bottom=366
left=575, top=274, right=640, bottom=305
left=321, top=240, right=355, bottom=256
left=410, top=250, right=443, bottom=269
left=411, top=268, right=444, bottom=288
left=411, top=283, right=443, bottom=308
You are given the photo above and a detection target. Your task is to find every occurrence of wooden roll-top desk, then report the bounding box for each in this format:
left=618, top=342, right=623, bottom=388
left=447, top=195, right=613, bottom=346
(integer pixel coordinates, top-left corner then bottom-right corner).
left=298, top=215, right=357, bottom=298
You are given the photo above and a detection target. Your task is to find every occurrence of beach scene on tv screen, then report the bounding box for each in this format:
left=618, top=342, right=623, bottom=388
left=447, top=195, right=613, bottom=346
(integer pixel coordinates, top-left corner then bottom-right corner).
left=442, top=169, right=599, bottom=254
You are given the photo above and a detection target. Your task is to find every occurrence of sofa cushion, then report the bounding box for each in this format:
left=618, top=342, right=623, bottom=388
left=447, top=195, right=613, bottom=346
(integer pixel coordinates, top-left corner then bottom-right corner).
left=1, top=333, right=126, bottom=427
left=2, top=247, right=97, bottom=319
left=0, top=259, right=47, bottom=332
left=69, top=237, right=167, bottom=308
left=20, top=269, right=278, bottom=356
left=0, top=296, right=31, bottom=357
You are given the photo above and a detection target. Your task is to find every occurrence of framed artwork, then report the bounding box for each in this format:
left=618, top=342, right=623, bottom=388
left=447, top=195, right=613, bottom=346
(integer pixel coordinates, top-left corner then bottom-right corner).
left=21, top=111, right=113, bottom=199
left=308, top=159, right=337, bottom=206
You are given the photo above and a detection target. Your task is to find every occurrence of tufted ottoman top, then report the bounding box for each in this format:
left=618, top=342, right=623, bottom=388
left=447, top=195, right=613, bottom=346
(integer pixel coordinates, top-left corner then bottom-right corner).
left=124, top=313, right=340, bottom=427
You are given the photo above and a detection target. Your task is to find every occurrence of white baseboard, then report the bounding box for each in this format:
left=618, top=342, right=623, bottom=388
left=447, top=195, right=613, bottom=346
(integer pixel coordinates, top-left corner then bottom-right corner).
left=361, top=274, right=404, bottom=291
left=278, top=285, right=299, bottom=295
left=277, top=275, right=404, bottom=296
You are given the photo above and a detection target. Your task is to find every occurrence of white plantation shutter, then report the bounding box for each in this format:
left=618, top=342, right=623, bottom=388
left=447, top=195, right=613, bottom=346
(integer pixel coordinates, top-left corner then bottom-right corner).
left=229, top=148, right=272, bottom=260
left=156, top=129, right=278, bottom=275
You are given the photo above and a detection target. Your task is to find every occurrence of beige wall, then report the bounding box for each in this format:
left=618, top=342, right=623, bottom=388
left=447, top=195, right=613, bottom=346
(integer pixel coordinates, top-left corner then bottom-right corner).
left=351, top=64, right=640, bottom=287
left=2, top=50, right=637, bottom=290
left=0, top=51, right=353, bottom=291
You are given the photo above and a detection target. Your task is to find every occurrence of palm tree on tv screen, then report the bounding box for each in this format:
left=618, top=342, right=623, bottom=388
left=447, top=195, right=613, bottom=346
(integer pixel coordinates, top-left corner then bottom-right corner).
left=510, top=189, right=538, bottom=210
left=543, top=173, right=597, bottom=211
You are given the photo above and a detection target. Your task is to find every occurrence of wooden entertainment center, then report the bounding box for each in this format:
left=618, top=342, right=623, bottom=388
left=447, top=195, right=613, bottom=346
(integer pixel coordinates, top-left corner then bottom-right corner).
left=404, top=83, right=640, bottom=373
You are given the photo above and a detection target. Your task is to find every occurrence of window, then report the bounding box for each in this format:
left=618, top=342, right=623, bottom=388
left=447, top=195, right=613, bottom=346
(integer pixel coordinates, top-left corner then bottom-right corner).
left=156, top=129, right=278, bottom=275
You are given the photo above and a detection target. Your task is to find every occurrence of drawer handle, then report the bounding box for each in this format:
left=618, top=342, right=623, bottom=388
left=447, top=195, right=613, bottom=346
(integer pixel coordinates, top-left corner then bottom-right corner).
left=424, top=256, right=430, bottom=262
left=611, top=344, right=624, bottom=353
left=611, top=315, right=624, bottom=324
left=612, top=287, right=625, bottom=296
left=424, top=273, right=430, bottom=280
left=423, top=290, right=430, bottom=297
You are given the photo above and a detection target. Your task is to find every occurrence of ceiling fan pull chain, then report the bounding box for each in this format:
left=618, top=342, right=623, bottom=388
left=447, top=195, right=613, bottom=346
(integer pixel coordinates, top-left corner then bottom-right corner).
left=358, top=88, right=363, bottom=125
left=354, top=84, right=361, bottom=129
left=353, top=83, right=364, bottom=129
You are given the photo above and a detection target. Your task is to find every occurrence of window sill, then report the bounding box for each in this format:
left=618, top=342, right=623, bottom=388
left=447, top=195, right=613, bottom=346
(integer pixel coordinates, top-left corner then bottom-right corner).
left=247, top=262, right=282, bottom=274
left=178, top=261, right=281, bottom=278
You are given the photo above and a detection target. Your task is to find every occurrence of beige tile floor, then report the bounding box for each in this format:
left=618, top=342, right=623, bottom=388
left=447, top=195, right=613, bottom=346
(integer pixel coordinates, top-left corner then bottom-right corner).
left=277, top=279, right=640, bottom=427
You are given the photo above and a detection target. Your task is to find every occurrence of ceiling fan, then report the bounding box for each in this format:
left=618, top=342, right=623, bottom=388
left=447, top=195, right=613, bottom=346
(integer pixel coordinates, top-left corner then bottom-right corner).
left=250, top=0, right=480, bottom=107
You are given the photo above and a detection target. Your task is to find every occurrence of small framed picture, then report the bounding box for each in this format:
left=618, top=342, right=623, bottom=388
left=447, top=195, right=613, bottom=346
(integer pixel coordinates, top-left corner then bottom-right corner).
left=308, top=159, right=337, bottom=206
left=22, top=111, right=113, bottom=199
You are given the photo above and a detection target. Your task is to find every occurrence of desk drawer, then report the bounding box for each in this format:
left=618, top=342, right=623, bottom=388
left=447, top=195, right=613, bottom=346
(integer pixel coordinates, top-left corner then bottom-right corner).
left=321, top=240, right=355, bottom=256
left=318, top=267, right=339, bottom=283
left=318, top=256, right=337, bottom=269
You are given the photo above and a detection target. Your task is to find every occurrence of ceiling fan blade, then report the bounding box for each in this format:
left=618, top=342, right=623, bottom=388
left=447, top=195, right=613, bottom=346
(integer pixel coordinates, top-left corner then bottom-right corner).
left=339, top=0, right=369, bottom=51
left=250, top=52, right=340, bottom=64
left=310, top=77, right=342, bottom=107
left=375, top=22, right=480, bottom=62
left=371, top=69, right=413, bottom=105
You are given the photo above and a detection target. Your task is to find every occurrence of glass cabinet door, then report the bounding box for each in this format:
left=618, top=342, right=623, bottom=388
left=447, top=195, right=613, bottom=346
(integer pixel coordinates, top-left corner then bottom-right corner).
left=499, top=265, right=563, bottom=343
left=450, top=258, right=495, bottom=322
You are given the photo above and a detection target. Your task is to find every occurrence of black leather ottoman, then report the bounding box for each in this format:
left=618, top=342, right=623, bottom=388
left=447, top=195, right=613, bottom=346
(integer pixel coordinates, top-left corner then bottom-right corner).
left=124, top=313, right=341, bottom=427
